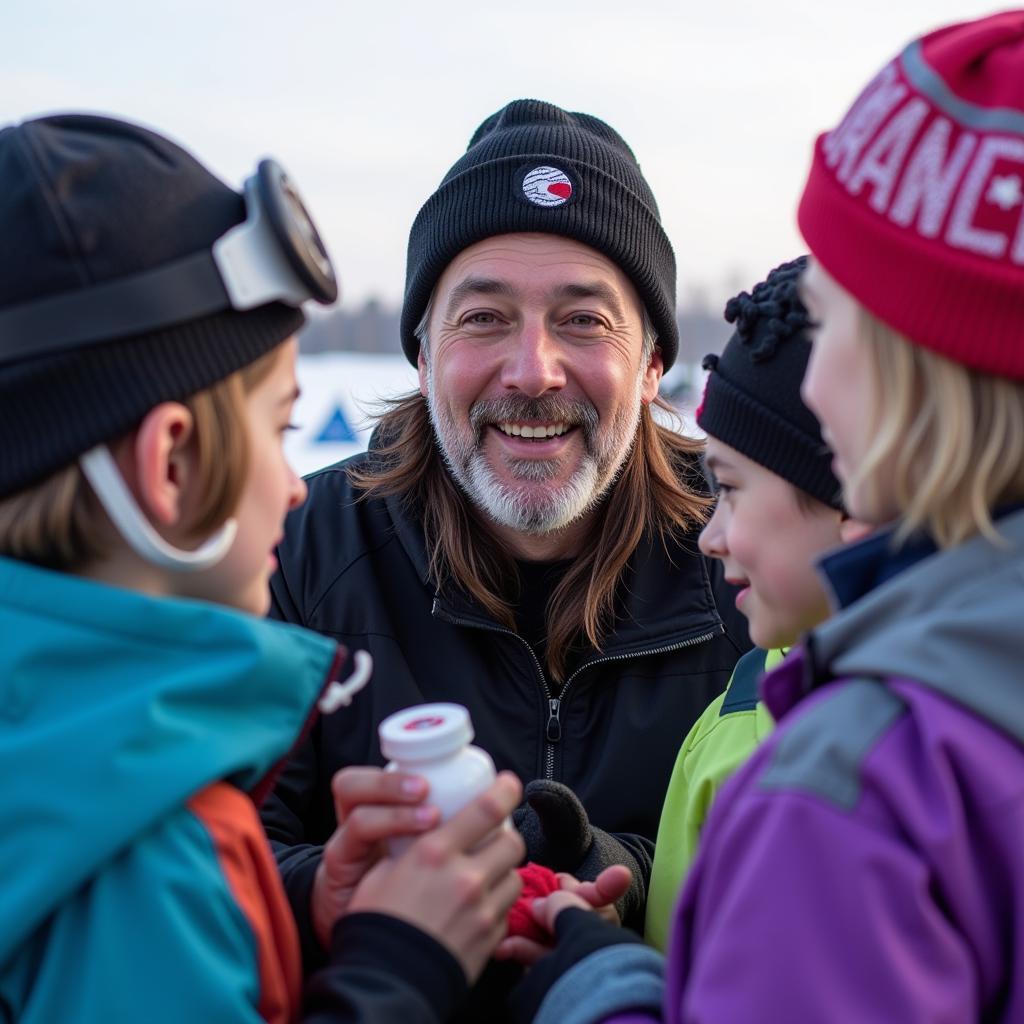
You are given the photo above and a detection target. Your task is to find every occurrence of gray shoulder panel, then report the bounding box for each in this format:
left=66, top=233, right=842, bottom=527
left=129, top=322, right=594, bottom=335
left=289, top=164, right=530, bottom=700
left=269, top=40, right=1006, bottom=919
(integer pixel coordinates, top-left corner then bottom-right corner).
left=535, top=944, right=664, bottom=1024
left=759, top=679, right=905, bottom=810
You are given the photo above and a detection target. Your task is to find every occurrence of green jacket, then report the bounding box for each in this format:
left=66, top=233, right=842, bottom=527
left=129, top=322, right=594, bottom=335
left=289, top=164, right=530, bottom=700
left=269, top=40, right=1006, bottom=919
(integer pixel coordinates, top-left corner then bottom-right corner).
left=644, top=647, right=782, bottom=950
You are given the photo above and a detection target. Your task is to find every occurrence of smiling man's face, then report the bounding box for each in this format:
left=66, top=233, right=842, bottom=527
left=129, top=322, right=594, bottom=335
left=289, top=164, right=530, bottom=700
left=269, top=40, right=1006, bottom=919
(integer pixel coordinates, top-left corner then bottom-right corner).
left=419, top=233, right=662, bottom=549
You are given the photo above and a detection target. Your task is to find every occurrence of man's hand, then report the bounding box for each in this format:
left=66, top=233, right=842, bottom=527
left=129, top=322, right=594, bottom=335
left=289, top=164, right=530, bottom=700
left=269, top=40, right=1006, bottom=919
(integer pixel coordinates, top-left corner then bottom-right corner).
left=514, top=779, right=648, bottom=924
left=312, top=766, right=441, bottom=948
left=348, top=772, right=526, bottom=983
left=494, top=864, right=632, bottom=966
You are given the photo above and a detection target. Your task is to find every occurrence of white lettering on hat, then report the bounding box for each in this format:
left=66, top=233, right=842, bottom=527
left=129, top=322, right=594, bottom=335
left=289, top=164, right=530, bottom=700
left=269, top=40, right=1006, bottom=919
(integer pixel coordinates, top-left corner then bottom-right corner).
left=946, top=136, right=1024, bottom=259
left=847, top=97, right=930, bottom=212
left=522, top=166, right=573, bottom=207
left=832, top=74, right=1024, bottom=265
left=889, top=118, right=977, bottom=237
left=824, top=63, right=908, bottom=184
left=987, top=174, right=1023, bottom=211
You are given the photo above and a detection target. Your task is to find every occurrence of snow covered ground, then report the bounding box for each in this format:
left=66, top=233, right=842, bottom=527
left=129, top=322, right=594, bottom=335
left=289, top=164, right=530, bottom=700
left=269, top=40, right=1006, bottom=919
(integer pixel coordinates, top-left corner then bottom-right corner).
left=287, top=353, right=419, bottom=477
left=288, top=353, right=704, bottom=479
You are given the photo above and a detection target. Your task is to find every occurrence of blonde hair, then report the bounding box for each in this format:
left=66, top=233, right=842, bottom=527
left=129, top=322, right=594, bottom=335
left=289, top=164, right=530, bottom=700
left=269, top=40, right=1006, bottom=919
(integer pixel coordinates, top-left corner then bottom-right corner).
left=0, top=345, right=284, bottom=571
left=850, top=309, right=1024, bottom=548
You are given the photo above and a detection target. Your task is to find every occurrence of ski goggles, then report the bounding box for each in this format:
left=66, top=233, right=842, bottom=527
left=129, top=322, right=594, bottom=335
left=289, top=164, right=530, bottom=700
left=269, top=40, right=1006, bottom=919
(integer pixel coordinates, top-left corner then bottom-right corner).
left=0, top=158, right=337, bottom=364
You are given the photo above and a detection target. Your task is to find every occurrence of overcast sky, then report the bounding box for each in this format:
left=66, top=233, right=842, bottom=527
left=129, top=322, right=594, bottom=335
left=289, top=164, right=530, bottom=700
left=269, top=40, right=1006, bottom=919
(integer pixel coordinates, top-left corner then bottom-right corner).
left=5, top=1, right=1005, bottom=311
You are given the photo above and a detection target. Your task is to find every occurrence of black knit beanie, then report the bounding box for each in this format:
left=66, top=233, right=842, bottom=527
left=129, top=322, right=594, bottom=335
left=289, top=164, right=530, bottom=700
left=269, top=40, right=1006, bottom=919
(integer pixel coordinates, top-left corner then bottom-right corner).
left=0, top=114, right=305, bottom=499
left=400, top=99, right=678, bottom=369
left=696, top=256, right=842, bottom=510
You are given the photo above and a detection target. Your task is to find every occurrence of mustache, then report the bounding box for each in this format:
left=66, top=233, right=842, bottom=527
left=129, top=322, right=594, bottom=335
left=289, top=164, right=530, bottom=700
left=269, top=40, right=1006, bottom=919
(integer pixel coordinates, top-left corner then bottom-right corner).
left=468, top=395, right=598, bottom=441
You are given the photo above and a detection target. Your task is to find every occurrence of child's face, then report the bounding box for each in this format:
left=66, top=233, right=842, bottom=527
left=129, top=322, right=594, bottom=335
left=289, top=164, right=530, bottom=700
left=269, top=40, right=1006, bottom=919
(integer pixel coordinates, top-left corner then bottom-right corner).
left=699, top=437, right=842, bottom=649
left=185, top=338, right=307, bottom=615
left=799, top=260, right=894, bottom=523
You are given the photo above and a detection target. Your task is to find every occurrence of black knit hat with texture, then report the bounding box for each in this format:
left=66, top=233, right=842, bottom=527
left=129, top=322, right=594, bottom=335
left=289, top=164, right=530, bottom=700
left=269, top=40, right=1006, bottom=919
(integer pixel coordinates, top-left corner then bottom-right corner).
left=400, top=99, right=678, bottom=369
left=696, top=256, right=843, bottom=509
left=0, top=114, right=304, bottom=499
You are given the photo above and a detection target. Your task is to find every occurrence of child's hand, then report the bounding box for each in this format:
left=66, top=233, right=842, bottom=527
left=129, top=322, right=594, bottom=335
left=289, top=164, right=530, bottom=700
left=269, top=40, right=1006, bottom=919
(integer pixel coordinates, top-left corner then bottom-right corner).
left=348, top=773, right=526, bottom=983
left=312, top=766, right=441, bottom=947
left=494, top=863, right=632, bottom=966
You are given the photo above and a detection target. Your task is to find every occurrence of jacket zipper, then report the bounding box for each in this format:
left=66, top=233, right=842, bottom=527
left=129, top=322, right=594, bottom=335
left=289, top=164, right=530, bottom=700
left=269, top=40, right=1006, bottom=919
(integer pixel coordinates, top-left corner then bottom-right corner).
left=433, top=598, right=722, bottom=780
left=543, top=627, right=723, bottom=778
left=435, top=604, right=560, bottom=777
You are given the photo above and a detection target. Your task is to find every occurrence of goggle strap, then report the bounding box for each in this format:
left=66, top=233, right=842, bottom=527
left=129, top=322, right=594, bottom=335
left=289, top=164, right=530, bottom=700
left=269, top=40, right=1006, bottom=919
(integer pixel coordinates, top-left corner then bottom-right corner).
left=0, top=250, right=227, bottom=362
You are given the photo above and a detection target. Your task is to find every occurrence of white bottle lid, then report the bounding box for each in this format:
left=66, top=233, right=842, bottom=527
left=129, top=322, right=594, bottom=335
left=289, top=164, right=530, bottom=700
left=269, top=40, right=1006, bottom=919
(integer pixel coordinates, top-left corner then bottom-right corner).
left=379, top=702, right=474, bottom=762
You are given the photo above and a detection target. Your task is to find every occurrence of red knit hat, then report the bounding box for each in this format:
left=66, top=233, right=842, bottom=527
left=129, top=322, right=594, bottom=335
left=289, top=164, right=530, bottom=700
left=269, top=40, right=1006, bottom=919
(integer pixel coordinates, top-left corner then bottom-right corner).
left=798, top=11, right=1024, bottom=379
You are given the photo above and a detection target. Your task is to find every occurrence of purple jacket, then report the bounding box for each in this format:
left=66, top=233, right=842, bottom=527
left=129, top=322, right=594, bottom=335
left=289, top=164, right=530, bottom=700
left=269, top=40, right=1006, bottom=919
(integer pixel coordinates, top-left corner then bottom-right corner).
left=526, top=509, right=1024, bottom=1024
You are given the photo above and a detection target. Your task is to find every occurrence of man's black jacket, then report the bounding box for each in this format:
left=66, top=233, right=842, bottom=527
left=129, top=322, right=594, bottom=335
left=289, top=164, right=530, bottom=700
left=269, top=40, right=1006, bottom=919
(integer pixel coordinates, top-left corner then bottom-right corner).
left=263, top=451, right=749, bottom=957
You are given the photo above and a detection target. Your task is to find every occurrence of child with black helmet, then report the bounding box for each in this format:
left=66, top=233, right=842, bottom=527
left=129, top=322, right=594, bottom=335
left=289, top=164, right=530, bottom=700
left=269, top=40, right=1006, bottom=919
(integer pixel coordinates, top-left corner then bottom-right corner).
left=0, top=114, right=523, bottom=1023
left=643, top=256, right=871, bottom=952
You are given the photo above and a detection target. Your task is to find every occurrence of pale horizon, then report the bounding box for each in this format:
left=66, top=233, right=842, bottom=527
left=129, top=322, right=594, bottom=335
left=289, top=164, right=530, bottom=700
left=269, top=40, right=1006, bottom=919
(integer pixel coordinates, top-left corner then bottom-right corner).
left=5, top=0, right=1002, bottom=309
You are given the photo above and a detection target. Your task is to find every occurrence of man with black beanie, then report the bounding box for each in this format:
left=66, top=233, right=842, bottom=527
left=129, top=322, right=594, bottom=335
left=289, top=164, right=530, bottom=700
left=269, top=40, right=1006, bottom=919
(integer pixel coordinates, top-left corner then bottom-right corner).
left=0, top=112, right=528, bottom=1024
left=262, top=99, right=750, bottom=1016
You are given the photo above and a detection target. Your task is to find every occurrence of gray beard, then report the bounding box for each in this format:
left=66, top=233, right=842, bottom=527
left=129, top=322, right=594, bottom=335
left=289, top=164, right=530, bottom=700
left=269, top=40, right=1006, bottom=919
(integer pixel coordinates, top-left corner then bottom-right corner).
left=425, top=378, right=644, bottom=535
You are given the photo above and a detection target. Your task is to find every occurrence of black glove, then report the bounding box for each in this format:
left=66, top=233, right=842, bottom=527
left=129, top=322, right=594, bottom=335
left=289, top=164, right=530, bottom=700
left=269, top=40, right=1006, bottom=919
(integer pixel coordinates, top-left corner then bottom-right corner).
left=512, top=779, right=650, bottom=929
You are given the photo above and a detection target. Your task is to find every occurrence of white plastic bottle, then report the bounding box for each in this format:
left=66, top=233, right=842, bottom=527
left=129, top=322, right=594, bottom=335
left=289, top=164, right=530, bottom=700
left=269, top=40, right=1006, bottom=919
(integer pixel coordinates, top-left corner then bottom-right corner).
left=378, top=702, right=497, bottom=856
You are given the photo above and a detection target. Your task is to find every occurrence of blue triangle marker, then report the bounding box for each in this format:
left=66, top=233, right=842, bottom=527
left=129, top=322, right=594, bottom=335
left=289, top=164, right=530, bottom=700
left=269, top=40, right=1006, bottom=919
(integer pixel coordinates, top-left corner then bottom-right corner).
left=315, top=404, right=357, bottom=443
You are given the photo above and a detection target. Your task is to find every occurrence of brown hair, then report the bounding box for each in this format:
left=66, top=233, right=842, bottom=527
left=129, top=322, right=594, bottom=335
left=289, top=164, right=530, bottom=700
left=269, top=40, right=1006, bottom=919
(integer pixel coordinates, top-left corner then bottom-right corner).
left=0, top=344, right=284, bottom=571
left=349, top=392, right=711, bottom=683
left=851, top=309, right=1024, bottom=548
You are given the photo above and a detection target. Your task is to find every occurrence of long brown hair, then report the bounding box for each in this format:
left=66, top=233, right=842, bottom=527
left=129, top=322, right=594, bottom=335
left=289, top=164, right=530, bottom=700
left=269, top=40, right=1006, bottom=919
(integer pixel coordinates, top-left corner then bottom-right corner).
left=349, top=392, right=711, bottom=682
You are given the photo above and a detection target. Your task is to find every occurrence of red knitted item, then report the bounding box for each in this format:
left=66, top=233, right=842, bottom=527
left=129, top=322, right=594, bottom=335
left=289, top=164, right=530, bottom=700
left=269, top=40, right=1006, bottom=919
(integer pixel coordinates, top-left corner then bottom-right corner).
left=798, top=11, right=1024, bottom=379
left=507, top=862, right=561, bottom=941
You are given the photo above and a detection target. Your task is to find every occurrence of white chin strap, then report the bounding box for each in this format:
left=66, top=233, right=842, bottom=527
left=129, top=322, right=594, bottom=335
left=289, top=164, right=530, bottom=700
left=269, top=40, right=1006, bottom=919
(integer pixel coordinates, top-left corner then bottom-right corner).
left=79, top=444, right=237, bottom=572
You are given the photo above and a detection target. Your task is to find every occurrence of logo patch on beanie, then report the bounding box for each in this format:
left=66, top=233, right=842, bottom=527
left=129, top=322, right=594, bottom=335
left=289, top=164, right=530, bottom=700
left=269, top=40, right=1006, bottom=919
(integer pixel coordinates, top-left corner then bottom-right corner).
left=522, top=166, right=574, bottom=207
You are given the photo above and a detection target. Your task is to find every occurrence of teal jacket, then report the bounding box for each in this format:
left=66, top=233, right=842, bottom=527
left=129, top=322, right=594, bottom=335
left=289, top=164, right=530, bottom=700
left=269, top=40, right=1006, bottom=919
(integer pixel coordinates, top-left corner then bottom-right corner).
left=0, top=557, right=339, bottom=1022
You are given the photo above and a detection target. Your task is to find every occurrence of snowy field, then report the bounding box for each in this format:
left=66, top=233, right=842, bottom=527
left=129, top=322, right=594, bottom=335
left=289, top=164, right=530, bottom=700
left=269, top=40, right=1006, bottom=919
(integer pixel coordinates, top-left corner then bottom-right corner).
left=288, top=353, right=703, bottom=479
left=286, top=353, right=419, bottom=478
